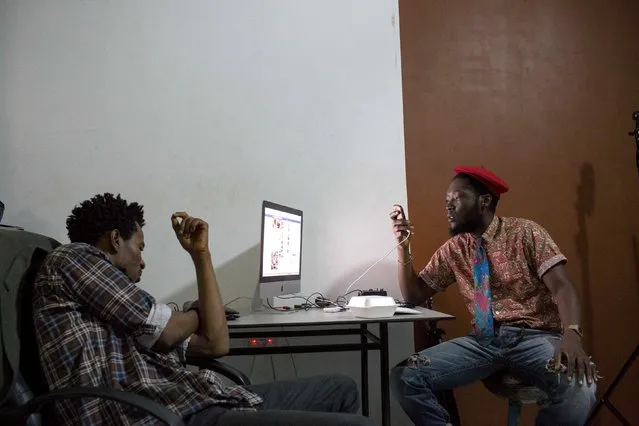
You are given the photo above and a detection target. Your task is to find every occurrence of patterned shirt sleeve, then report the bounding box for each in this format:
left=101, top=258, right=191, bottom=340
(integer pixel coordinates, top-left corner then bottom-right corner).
left=418, top=242, right=456, bottom=292
left=61, top=249, right=158, bottom=339
left=523, top=220, right=567, bottom=278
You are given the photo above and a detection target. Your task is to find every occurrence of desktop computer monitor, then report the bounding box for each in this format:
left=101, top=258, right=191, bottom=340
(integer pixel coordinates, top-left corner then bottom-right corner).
left=258, top=200, right=303, bottom=297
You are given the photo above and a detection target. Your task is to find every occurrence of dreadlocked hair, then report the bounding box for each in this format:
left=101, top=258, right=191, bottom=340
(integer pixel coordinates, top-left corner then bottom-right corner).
left=66, top=193, right=145, bottom=245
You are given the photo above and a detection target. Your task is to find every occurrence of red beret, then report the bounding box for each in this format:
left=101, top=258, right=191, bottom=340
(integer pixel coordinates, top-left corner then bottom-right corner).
left=453, top=166, right=509, bottom=198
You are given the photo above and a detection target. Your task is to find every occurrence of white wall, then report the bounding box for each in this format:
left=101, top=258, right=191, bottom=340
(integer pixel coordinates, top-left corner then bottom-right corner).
left=1, top=1, right=412, bottom=424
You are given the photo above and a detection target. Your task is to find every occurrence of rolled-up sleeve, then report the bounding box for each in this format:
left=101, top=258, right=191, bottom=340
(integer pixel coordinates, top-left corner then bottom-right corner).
left=177, top=335, right=193, bottom=363
left=136, top=303, right=173, bottom=349
left=523, top=220, right=567, bottom=278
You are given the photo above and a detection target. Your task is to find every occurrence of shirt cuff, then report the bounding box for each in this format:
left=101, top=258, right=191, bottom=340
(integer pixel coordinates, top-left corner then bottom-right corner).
left=136, top=303, right=172, bottom=349
left=538, top=254, right=567, bottom=278
left=178, top=335, right=193, bottom=363
left=418, top=271, right=447, bottom=293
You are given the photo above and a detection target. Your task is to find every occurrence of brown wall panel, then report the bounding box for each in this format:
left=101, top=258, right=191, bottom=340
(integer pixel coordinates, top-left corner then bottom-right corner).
left=399, top=1, right=639, bottom=424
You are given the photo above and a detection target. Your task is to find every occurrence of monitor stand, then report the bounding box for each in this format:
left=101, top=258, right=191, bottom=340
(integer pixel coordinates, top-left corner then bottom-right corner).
left=250, top=280, right=301, bottom=314
left=250, top=285, right=268, bottom=313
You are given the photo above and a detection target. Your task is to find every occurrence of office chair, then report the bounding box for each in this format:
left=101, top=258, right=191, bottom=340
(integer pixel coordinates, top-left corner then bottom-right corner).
left=0, top=228, right=249, bottom=425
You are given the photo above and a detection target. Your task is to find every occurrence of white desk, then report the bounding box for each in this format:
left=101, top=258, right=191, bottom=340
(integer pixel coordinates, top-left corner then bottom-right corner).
left=229, top=306, right=453, bottom=328
left=226, top=307, right=454, bottom=426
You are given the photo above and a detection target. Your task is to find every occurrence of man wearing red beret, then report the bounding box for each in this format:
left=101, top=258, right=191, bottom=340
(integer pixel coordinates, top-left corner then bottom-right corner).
left=389, top=166, right=596, bottom=426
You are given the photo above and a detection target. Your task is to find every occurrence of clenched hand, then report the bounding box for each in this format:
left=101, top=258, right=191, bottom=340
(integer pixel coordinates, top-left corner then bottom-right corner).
left=171, top=212, right=210, bottom=255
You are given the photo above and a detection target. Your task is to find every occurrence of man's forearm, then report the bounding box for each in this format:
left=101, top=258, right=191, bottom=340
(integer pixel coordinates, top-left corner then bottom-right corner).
left=553, top=282, right=582, bottom=327
left=542, top=266, right=582, bottom=328
left=154, top=308, right=199, bottom=352
left=397, top=247, right=434, bottom=305
left=192, top=251, right=229, bottom=350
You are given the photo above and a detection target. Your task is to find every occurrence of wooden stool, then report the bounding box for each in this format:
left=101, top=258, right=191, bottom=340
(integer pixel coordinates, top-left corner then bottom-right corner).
left=482, top=371, right=548, bottom=426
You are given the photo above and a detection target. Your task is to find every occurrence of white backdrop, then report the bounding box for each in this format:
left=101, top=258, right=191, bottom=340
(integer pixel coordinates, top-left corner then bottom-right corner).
left=0, top=1, right=412, bottom=423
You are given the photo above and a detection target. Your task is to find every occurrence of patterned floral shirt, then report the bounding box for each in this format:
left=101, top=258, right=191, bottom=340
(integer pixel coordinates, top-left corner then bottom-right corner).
left=33, top=243, right=262, bottom=425
left=419, top=216, right=566, bottom=330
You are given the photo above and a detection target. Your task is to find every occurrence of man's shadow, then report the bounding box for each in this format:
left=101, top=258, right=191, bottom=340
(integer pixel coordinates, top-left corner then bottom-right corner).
left=574, top=163, right=596, bottom=352
left=632, top=236, right=639, bottom=303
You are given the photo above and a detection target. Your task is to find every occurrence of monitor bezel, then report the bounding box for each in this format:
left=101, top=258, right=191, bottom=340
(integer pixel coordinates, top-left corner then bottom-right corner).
left=258, top=200, right=303, bottom=284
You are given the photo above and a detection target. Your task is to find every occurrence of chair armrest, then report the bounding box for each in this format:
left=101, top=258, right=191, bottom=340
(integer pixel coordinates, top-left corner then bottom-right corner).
left=186, top=357, right=251, bottom=386
left=0, top=387, right=185, bottom=426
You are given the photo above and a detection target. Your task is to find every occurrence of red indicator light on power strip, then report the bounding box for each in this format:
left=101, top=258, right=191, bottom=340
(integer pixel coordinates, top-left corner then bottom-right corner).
left=248, top=337, right=274, bottom=346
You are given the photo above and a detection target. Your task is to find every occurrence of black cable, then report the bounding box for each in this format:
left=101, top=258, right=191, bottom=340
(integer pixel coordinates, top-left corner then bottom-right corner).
left=247, top=356, right=256, bottom=379
left=275, top=295, right=315, bottom=309
left=269, top=355, right=277, bottom=381
left=276, top=290, right=363, bottom=309
left=266, top=298, right=280, bottom=310
left=276, top=292, right=326, bottom=309
left=336, top=289, right=362, bottom=307
left=224, top=296, right=252, bottom=307
left=266, top=298, right=292, bottom=311
left=166, top=302, right=179, bottom=312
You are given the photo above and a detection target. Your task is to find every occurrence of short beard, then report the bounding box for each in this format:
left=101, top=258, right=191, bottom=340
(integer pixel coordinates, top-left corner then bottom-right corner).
left=448, top=211, right=484, bottom=237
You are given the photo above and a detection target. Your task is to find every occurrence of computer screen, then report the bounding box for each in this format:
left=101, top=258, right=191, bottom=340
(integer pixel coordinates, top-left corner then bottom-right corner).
left=258, top=200, right=303, bottom=296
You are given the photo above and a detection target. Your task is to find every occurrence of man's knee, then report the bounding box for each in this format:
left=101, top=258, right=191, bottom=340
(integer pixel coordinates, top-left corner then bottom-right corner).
left=391, top=364, right=431, bottom=404
left=566, top=381, right=597, bottom=412
left=327, top=373, right=358, bottom=394
left=321, top=374, right=359, bottom=412
left=546, top=380, right=597, bottom=424
left=391, top=353, right=432, bottom=391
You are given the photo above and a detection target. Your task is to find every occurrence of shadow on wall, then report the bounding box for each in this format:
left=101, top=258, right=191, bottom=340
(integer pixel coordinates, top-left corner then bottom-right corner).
left=164, top=244, right=261, bottom=311
left=632, top=235, right=639, bottom=301
left=574, top=163, right=596, bottom=353
left=165, top=245, right=399, bottom=308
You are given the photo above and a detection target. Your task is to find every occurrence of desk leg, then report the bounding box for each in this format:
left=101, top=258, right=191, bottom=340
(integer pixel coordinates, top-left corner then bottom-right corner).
left=380, top=322, right=390, bottom=426
left=360, top=324, right=369, bottom=417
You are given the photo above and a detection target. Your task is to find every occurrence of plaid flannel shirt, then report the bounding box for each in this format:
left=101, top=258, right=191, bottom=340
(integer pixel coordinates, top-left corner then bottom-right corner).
left=33, top=243, right=262, bottom=425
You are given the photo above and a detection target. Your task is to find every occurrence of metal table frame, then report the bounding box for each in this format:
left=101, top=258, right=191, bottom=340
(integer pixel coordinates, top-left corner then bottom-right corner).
left=226, top=307, right=454, bottom=425
left=228, top=321, right=407, bottom=425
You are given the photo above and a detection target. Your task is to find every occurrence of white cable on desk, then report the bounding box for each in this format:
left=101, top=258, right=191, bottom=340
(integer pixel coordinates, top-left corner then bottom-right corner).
left=342, top=232, right=411, bottom=297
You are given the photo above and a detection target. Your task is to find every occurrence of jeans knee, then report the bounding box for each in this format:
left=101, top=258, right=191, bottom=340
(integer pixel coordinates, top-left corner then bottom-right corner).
left=539, top=381, right=597, bottom=426
left=390, top=363, right=433, bottom=397
left=570, top=381, right=597, bottom=410
left=329, top=374, right=358, bottom=394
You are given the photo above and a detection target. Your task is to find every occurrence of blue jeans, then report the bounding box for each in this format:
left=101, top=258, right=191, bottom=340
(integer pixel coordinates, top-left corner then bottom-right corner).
left=391, top=326, right=596, bottom=426
left=187, top=374, right=374, bottom=426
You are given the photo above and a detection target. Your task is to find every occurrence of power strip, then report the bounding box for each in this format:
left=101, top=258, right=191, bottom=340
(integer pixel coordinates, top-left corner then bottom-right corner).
left=361, top=288, right=387, bottom=296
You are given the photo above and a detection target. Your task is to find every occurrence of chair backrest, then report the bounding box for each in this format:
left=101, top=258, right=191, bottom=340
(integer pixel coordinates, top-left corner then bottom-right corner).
left=0, top=229, right=60, bottom=408
left=17, top=247, right=54, bottom=397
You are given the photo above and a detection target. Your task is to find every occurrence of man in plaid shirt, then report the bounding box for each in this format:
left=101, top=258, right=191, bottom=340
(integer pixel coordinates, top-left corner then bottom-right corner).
left=34, top=193, right=373, bottom=425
